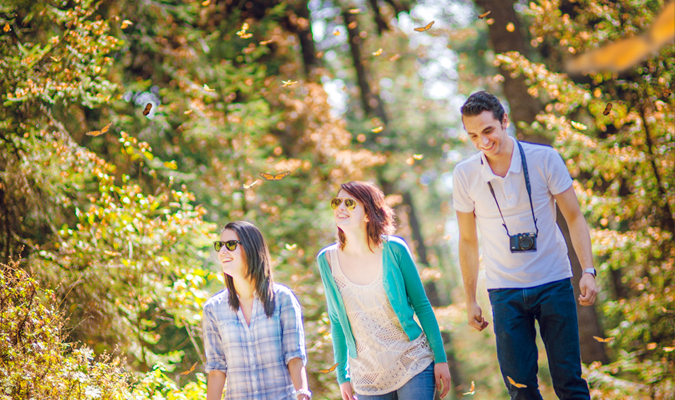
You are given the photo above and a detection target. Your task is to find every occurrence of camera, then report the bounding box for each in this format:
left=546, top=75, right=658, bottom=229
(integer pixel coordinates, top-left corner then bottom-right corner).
left=510, top=232, right=537, bottom=253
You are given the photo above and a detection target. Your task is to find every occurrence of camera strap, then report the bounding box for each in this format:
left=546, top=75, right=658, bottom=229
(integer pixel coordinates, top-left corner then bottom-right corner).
left=481, top=140, right=539, bottom=237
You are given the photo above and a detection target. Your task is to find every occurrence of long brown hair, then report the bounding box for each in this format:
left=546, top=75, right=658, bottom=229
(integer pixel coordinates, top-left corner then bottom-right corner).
left=221, top=221, right=275, bottom=317
left=337, top=181, right=395, bottom=251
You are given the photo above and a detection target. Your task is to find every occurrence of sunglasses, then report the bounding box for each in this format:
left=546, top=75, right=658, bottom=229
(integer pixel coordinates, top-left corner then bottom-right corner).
left=330, top=197, right=357, bottom=211
left=213, top=240, right=242, bottom=252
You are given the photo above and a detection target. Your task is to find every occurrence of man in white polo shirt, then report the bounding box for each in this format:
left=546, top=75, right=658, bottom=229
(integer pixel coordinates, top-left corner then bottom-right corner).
left=453, top=91, right=597, bottom=399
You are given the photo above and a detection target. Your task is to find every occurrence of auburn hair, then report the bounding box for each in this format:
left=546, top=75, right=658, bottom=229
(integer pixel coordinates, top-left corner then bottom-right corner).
left=336, top=181, right=395, bottom=251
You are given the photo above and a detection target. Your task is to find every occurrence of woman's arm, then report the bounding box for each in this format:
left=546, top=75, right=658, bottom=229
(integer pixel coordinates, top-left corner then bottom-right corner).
left=394, top=240, right=448, bottom=363
left=287, top=358, right=310, bottom=399
left=206, top=370, right=226, bottom=400
left=317, top=251, right=351, bottom=384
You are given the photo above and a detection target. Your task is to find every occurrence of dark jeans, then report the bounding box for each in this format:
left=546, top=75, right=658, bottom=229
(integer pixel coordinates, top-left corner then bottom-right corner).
left=356, top=362, right=435, bottom=400
left=488, top=278, right=590, bottom=400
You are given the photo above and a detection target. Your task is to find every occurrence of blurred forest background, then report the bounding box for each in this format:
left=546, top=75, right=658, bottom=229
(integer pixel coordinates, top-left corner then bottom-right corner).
left=0, top=0, right=673, bottom=398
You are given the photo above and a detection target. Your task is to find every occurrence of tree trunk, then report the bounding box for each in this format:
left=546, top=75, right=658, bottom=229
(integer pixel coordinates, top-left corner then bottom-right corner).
left=472, top=0, right=543, bottom=142
left=342, top=9, right=388, bottom=124
left=556, top=206, right=610, bottom=364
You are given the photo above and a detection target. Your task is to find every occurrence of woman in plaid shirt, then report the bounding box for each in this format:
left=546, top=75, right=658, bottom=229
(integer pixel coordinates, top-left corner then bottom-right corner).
left=203, top=221, right=311, bottom=400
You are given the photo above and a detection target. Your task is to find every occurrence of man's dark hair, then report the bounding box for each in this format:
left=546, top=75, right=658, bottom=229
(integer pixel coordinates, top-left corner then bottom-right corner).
left=460, top=91, right=506, bottom=123
left=221, top=221, right=275, bottom=317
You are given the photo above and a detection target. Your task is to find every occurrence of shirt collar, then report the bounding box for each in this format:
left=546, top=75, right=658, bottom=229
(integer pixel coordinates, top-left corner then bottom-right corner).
left=480, top=136, right=521, bottom=182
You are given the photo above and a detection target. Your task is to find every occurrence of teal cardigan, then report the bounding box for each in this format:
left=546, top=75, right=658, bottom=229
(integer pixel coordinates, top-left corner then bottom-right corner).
left=316, top=235, right=447, bottom=384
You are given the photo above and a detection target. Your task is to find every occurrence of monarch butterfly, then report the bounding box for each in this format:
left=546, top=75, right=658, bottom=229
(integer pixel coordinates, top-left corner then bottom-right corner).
left=319, top=363, right=338, bottom=374
left=259, top=39, right=274, bottom=45
left=389, top=54, right=401, bottom=61
left=478, top=11, right=491, bottom=19
left=371, top=126, right=383, bottom=133
left=333, top=29, right=341, bottom=36
left=414, top=21, right=434, bottom=32
left=348, top=8, right=361, bottom=14
left=259, top=171, right=290, bottom=181
left=412, top=154, right=424, bottom=160
left=3, top=23, right=10, bottom=32
left=282, top=80, right=297, bottom=87
left=603, top=103, right=612, bottom=116
left=180, top=362, right=197, bottom=376
left=593, top=336, right=614, bottom=343
left=463, top=381, right=476, bottom=395
left=372, top=48, right=383, bottom=56
left=285, top=243, right=297, bottom=250
left=121, top=20, right=132, bottom=29
left=86, top=122, right=113, bottom=136
left=507, top=376, right=527, bottom=388
left=143, top=103, right=152, bottom=116
left=567, top=1, right=674, bottom=73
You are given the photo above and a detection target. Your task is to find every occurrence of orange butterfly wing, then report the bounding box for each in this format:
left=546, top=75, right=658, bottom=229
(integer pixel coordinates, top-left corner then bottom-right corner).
left=259, top=171, right=290, bottom=181
left=414, top=21, right=435, bottom=32
left=86, top=122, right=112, bottom=136
left=319, top=363, right=338, bottom=374
left=478, top=11, right=491, bottom=19
left=507, top=376, right=527, bottom=388
left=180, top=362, right=198, bottom=376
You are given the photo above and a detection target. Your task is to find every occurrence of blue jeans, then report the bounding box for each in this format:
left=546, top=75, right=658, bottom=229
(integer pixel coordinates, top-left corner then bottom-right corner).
left=488, top=278, right=590, bottom=400
left=356, top=362, right=435, bottom=400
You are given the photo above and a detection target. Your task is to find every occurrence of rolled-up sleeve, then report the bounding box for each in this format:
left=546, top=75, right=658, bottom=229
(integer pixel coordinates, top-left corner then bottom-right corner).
left=280, top=290, right=307, bottom=366
left=202, top=304, right=228, bottom=373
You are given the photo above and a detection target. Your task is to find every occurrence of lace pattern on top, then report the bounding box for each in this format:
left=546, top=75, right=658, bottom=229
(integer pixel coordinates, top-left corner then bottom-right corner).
left=330, top=246, right=434, bottom=395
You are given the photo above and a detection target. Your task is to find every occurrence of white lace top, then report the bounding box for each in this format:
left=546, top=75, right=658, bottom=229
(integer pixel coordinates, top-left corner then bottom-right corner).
left=330, top=247, right=434, bottom=395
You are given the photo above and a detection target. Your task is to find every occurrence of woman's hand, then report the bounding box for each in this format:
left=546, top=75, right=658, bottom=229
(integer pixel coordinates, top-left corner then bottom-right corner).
left=339, top=382, right=357, bottom=400
left=434, top=362, right=452, bottom=399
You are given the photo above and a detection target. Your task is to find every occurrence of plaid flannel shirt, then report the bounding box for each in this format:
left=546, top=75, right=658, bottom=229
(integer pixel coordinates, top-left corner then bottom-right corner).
left=202, top=283, right=307, bottom=400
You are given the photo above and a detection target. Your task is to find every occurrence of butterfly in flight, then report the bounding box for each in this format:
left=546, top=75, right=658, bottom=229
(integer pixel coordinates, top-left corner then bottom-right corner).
left=259, top=171, right=290, bottom=181
left=566, top=1, right=674, bottom=73
left=3, top=23, right=10, bottom=32
left=348, top=8, right=361, bottom=14
left=203, top=84, right=215, bottom=92
left=333, top=29, right=341, bottom=36
left=412, top=154, right=424, bottom=160
left=143, top=103, right=152, bottom=116
left=180, top=362, right=198, bottom=376
left=121, top=20, right=133, bottom=29
left=86, top=122, right=113, bottom=136
left=285, top=243, right=297, bottom=250
left=282, top=80, right=297, bottom=87
left=259, top=39, right=274, bottom=45
left=478, top=11, right=491, bottom=19
left=603, top=103, right=613, bottom=116
left=507, top=376, right=527, bottom=388
left=414, top=21, right=434, bottom=32
left=319, top=363, right=338, bottom=374
left=389, top=54, right=401, bottom=61
left=593, top=336, right=614, bottom=343
left=372, top=48, right=383, bottom=56
left=371, top=126, right=383, bottom=133
left=463, top=381, right=476, bottom=395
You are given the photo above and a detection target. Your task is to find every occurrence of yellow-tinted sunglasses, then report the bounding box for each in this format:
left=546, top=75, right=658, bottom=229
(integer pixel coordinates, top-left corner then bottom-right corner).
left=330, top=197, right=357, bottom=211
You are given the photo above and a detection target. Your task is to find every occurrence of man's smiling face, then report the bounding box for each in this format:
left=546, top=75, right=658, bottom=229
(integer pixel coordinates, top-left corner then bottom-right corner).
left=462, top=110, right=510, bottom=159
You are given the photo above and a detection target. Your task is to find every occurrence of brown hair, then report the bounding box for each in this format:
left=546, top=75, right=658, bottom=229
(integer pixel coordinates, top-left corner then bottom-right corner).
left=336, top=181, right=395, bottom=251
left=220, top=221, right=275, bottom=318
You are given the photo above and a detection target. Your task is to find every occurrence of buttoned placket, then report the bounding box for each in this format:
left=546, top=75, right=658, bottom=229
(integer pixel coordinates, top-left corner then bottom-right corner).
left=237, top=297, right=260, bottom=394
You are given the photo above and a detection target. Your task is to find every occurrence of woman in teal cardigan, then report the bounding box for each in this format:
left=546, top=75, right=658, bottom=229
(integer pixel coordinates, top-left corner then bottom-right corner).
left=316, top=181, right=451, bottom=400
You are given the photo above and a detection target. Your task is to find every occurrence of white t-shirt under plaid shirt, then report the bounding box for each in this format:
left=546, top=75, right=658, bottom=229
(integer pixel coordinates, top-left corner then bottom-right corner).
left=202, top=284, right=307, bottom=400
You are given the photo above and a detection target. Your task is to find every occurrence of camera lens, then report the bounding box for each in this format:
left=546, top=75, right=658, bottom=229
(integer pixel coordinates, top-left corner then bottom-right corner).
left=520, top=235, right=534, bottom=249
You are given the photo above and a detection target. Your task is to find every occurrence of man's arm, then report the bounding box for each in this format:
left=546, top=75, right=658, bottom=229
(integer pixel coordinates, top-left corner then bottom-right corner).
left=457, top=210, right=489, bottom=331
left=553, top=186, right=598, bottom=306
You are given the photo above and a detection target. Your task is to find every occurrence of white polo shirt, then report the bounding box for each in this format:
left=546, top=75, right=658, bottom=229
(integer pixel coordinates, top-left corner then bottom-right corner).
left=452, top=136, right=574, bottom=289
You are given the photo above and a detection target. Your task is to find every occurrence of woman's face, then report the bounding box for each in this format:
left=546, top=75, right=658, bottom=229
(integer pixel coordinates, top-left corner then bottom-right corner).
left=218, top=229, right=247, bottom=280
left=333, top=189, right=369, bottom=231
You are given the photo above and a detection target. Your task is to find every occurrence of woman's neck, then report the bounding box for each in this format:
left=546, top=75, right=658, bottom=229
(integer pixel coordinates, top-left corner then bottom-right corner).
left=341, top=227, right=378, bottom=255
left=232, top=276, right=257, bottom=301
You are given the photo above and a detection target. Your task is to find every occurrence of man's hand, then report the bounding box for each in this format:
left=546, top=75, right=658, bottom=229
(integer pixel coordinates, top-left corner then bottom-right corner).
left=434, top=362, right=452, bottom=398
left=339, top=382, right=357, bottom=400
left=467, top=301, right=489, bottom=331
left=578, top=273, right=597, bottom=306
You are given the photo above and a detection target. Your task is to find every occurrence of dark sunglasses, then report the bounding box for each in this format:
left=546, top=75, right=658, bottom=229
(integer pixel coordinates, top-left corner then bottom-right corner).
left=330, top=197, right=357, bottom=211
left=213, top=240, right=242, bottom=252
